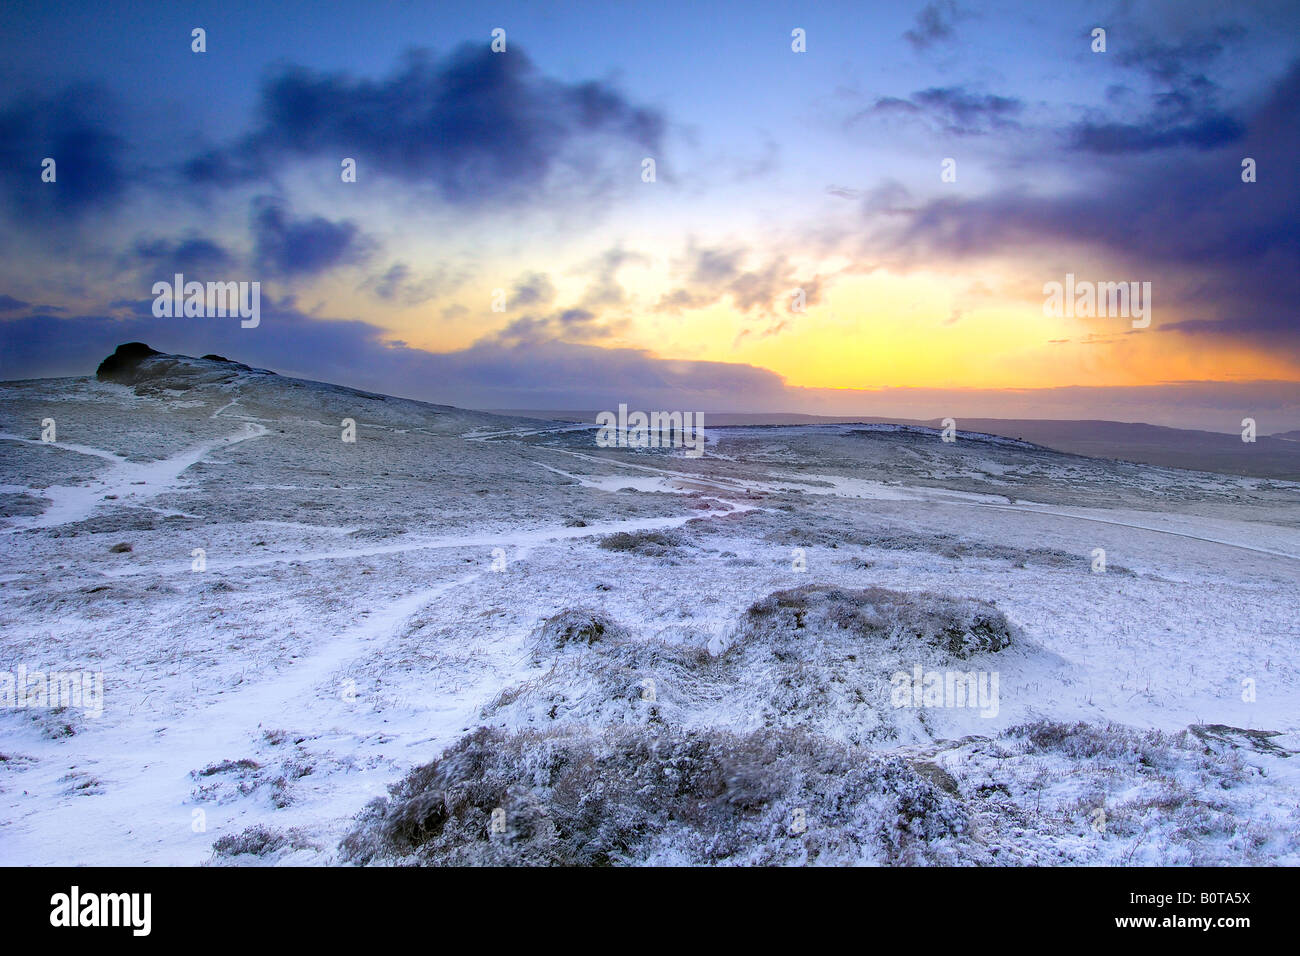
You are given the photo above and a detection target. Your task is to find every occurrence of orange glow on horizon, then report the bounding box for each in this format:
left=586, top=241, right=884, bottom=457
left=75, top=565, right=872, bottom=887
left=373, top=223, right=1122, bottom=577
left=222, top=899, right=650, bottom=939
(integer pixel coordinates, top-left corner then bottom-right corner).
left=375, top=269, right=1300, bottom=391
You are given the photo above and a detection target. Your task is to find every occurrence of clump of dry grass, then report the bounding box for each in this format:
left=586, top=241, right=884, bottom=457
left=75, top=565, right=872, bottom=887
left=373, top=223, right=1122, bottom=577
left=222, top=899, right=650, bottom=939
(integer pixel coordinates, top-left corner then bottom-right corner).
left=533, top=607, right=627, bottom=652
left=743, top=584, right=1015, bottom=658
left=597, top=529, right=690, bottom=557
left=340, top=724, right=967, bottom=866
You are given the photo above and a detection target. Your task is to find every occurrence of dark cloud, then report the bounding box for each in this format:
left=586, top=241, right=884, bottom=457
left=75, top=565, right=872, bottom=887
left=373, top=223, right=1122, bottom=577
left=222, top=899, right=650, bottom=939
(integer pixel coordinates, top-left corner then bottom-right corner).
left=874, top=61, right=1300, bottom=348
left=509, top=272, right=557, bottom=309
left=656, top=245, right=823, bottom=317
left=489, top=306, right=625, bottom=346
left=1114, top=27, right=1246, bottom=84
left=731, top=263, right=819, bottom=314
left=361, top=262, right=468, bottom=305
left=904, top=1, right=963, bottom=50
left=1071, top=26, right=1247, bottom=154
left=184, top=46, right=664, bottom=205
left=0, top=85, right=126, bottom=220
left=574, top=248, right=649, bottom=309
left=866, top=87, right=1023, bottom=135
left=251, top=197, right=372, bottom=278
left=133, top=236, right=233, bottom=275
left=1069, top=114, right=1243, bottom=153
left=690, top=248, right=744, bottom=284
left=0, top=294, right=30, bottom=312
left=361, top=263, right=414, bottom=301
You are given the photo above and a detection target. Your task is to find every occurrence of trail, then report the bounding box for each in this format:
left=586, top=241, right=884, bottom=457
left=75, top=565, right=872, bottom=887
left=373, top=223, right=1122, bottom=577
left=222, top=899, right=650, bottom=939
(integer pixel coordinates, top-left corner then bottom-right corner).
left=93, top=496, right=749, bottom=579
left=977, top=501, right=1300, bottom=561
left=6, top=428, right=1291, bottom=865
left=86, top=449, right=753, bottom=580
left=1, top=423, right=269, bottom=532
left=479, top=433, right=1300, bottom=561
left=0, top=434, right=125, bottom=463
left=767, top=469, right=1300, bottom=562
left=0, top=566, right=491, bottom=865
left=0, top=451, right=751, bottom=865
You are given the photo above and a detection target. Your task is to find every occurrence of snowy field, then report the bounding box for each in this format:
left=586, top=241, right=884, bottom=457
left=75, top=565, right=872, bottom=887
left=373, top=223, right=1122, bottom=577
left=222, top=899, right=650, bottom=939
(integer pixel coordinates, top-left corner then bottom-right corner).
left=1, top=352, right=1298, bottom=865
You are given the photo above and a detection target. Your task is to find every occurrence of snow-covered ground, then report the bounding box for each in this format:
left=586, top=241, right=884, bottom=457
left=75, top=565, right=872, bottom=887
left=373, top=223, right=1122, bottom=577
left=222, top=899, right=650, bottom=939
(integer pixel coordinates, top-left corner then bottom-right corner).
left=1, top=354, right=1297, bottom=865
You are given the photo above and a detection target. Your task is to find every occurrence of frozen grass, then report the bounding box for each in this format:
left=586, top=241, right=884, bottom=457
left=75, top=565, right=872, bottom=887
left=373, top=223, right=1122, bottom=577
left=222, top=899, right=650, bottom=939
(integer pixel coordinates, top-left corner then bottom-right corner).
left=341, top=717, right=1290, bottom=866
left=1, top=354, right=1296, bottom=866
left=532, top=607, right=628, bottom=652
left=210, top=824, right=321, bottom=861
left=340, top=724, right=967, bottom=866
left=598, top=528, right=692, bottom=556
left=742, top=584, right=1015, bottom=658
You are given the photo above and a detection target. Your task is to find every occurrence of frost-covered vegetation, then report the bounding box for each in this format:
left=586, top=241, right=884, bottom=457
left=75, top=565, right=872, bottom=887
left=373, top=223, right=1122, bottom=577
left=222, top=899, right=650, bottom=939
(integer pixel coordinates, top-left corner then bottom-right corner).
left=1, top=349, right=1297, bottom=865
left=341, top=718, right=1290, bottom=866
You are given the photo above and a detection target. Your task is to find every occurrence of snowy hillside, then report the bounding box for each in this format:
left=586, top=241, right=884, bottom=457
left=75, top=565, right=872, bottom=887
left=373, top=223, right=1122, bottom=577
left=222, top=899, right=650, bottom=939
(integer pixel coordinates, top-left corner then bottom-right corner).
left=1, top=347, right=1298, bottom=865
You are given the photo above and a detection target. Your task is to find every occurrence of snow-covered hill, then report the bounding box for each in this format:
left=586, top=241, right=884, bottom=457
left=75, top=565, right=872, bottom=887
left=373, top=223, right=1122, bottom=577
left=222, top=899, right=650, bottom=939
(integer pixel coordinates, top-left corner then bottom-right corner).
left=1, top=347, right=1297, bottom=865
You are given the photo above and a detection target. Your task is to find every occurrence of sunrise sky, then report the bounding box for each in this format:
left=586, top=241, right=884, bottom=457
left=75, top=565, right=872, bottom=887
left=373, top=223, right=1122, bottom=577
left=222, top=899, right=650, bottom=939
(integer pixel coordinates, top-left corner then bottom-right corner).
left=2, top=0, right=1298, bottom=429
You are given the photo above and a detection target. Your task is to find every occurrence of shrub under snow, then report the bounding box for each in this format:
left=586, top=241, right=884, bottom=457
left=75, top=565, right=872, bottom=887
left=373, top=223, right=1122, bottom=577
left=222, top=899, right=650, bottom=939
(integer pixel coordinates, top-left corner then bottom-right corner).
left=340, top=724, right=967, bottom=866
left=743, top=584, right=1015, bottom=659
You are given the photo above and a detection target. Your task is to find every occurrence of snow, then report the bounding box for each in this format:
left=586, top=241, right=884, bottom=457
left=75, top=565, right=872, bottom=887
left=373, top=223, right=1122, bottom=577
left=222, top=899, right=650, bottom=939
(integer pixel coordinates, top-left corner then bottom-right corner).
left=0, top=423, right=268, bottom=531
left=0, top=358, right=1297, bottom=865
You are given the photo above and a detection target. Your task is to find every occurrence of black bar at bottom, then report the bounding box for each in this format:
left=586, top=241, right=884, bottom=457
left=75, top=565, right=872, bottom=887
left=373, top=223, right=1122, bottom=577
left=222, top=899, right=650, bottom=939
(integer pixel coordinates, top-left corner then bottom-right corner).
left=1, top=865, right=1279, bottom=942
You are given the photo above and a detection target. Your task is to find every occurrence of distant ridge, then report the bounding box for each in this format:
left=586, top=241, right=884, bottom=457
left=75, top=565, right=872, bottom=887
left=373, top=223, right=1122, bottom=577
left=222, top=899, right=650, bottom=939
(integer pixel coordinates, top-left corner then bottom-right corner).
left=47, top=351, right=1300, bottom=482
left=489, top=409, right=1300, bottom=481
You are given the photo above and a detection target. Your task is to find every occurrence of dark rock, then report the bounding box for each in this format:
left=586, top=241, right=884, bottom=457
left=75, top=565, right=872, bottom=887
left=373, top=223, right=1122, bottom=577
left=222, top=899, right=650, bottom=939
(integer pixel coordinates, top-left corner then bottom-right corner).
left=95, top=342, right=160, bottom=383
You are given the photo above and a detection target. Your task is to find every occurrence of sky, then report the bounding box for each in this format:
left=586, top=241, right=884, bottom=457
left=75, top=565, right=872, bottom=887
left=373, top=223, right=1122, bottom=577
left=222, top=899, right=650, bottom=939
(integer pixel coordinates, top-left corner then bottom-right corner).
left=1, top=0, right=1298, bottom=430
